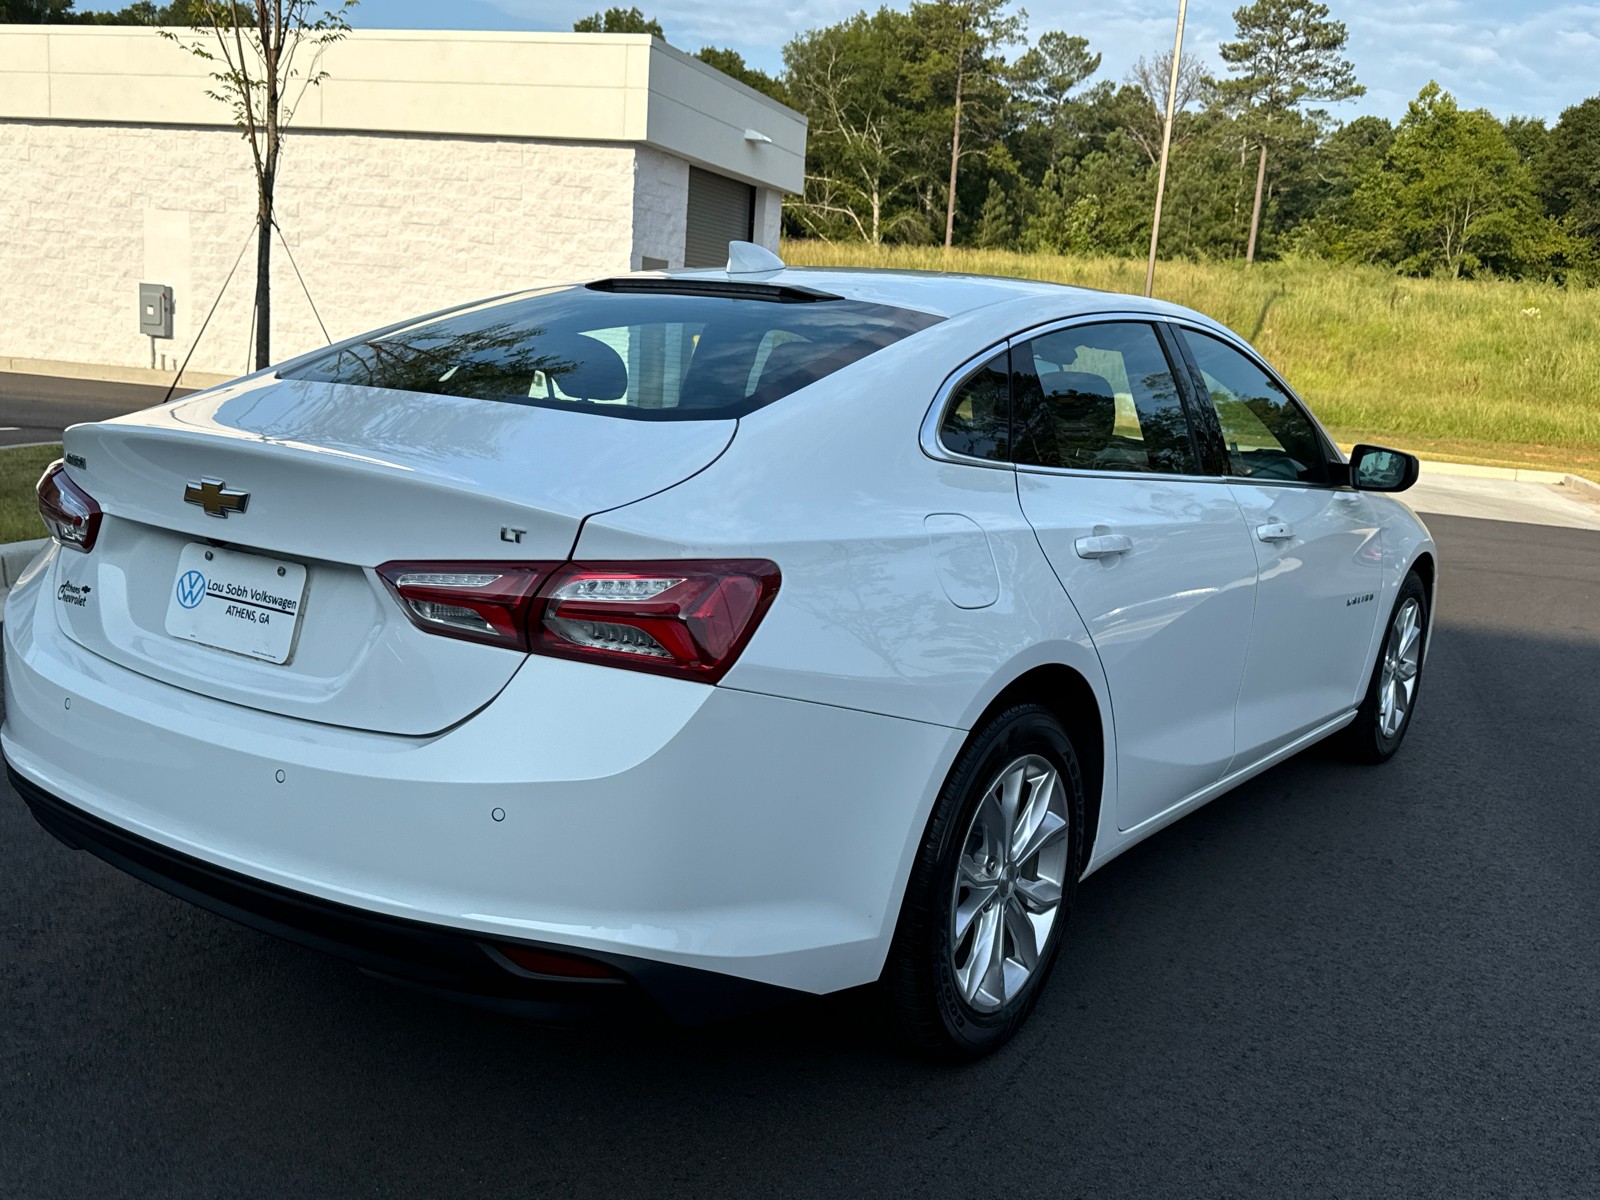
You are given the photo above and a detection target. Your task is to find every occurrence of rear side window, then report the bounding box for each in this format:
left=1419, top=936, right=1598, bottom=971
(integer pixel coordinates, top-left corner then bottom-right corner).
left=1182, top=330, right=1328, bottom=483
left=281, top=284, right=943, bottom=421
left=938, top=351, right=1011, bottom=462
left=1012, top=323, right=1198, bottom=475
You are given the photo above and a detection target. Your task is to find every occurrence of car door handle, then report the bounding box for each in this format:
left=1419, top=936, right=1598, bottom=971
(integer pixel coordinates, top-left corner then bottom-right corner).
left=1075, top=534, right=1133, bottom=559
left=1256, top=522, right=1295, bottom=542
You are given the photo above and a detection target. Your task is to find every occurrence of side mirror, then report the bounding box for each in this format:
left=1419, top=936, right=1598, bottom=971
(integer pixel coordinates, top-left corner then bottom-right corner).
left=1349, top=444, right=1420, bottom=493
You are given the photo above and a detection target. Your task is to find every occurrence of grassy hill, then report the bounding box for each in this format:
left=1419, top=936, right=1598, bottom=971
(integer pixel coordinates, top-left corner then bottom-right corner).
left=782, top=241, right=1600, bottom=478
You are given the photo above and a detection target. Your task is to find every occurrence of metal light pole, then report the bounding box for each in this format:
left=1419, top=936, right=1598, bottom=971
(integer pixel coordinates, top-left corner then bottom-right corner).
left=1144, top=0, right=1189, bottom=298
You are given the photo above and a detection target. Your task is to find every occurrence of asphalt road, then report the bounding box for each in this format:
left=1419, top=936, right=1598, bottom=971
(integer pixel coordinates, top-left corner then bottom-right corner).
left=3, top=511, right=1598, bottom=1199
left=0, top=372, right=192, bottom=446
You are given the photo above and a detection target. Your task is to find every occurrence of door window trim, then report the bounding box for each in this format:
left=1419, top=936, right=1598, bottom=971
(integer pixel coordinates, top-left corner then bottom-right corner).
left=919, top=340, right=1017, bottom=471
left=1165, top=320, right=1350, bottom=490
left=1012, top=317, right=1210, bottom=480
left=927, top=312, right=1235, bottom=485
left=920, top=310, right=1348, bottom=488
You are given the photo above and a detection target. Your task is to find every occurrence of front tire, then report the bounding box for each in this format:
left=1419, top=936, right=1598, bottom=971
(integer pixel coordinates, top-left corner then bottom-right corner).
left=1339, top=570, right=1429, bottom=764
left=885, top=705, right=1084, bottom=1061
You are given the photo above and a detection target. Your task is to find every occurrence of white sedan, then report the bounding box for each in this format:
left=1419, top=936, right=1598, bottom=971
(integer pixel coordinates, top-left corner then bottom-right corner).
left=4, top=246, right=1433, bottom=1058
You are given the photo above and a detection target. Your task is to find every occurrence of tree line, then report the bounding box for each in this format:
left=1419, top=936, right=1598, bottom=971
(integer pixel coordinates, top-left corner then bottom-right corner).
left=574, top=3, right=1600, bottom=282
left=12, top=0, right=1599, bottom=281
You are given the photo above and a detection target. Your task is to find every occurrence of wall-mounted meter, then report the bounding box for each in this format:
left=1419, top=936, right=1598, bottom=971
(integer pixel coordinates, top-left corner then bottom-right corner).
left=139, top=283, right=174, bottom=339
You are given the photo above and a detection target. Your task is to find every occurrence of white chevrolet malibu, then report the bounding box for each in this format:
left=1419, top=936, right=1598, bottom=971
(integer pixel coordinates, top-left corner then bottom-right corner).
left=4, top=247, right=1433, bottom=1058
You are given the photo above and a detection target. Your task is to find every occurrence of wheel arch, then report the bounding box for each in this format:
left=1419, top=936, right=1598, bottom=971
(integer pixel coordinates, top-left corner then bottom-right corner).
left=1409, top=549, right=1436, bottom=603
left=968, top=663, right=1106, bottom=871
left=1405, top=548, right=1438, bottom=661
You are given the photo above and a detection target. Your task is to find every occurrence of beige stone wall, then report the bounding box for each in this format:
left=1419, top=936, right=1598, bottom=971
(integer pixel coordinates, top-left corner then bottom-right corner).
left=632, top=147, right=690, bottom=269
left=0, top=120, right=655, bottom=379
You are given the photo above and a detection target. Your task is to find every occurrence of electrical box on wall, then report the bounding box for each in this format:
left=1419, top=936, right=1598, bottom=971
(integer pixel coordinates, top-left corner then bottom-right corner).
left=139, top=283, right=174, bottom=339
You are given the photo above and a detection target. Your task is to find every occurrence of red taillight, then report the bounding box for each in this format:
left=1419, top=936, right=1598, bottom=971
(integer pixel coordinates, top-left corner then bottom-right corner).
left=534, top=560, right=781, bottom=683
left=376, top=560, right=560, bottom=651
left=378, top=556, right=781, bottom=681
left=493, top=943, right=619, bottom=980
left=37, top=461, right=102, bottom=554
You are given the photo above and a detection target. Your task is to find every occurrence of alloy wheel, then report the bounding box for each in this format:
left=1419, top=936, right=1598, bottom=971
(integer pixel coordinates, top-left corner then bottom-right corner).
left=1378, top=597, right=1423, bottom=738
left=948, top=754, right=1071, bottom=1012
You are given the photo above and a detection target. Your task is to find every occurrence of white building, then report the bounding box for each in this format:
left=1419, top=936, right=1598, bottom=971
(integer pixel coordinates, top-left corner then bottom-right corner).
left=0, top=27, right=806, bottom=385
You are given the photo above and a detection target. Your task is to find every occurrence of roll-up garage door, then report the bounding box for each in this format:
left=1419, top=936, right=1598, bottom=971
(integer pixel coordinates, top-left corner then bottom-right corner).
left=685, top=167, right=755, bottom=268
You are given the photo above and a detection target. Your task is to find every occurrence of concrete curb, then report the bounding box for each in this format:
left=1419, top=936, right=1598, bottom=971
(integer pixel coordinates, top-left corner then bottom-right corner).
left=1559, top=474, right=1600, bottom=502
left=1416, top=458, right=1600, bottom=503
left=0, top=356, right=232, bottom=390
left=1335, top=446, right=1600, bottom=501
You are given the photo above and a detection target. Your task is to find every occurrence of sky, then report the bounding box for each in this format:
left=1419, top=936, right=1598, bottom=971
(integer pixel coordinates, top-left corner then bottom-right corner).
left=350, top=0, right=1600, bottom=125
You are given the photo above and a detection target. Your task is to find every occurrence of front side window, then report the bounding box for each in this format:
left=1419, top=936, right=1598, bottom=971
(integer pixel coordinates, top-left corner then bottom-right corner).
left=1012, top=322, right=1198, bottom=475
left=281, top=284, right=943, bottom=421
left=1182, top=330, right=1328, bottom=483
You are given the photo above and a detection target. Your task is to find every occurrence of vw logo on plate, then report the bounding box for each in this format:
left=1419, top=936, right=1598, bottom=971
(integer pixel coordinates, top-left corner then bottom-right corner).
left=176, top=569, right=207, bottom=609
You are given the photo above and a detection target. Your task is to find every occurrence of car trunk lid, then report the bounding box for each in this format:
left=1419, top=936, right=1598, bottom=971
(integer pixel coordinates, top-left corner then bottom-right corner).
left=51, top=375, right=734, bottom=734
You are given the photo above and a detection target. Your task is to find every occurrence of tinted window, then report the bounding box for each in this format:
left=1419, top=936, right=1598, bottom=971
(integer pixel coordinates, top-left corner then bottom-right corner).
left=938, top=352, right=1011, bottom=461
left=281, top=286, right=943, bottom=421
left=1013, top=322, right=1198, bottom=475
left=1184, top=331, right=1327, bottom=483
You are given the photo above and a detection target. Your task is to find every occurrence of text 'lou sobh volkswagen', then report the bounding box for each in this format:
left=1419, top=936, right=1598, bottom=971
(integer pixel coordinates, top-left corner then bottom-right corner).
left=6, top=244, right=1432, bottom=1058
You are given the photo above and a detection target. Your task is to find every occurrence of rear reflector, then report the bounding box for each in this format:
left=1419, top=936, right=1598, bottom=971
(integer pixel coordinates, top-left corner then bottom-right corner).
left=535, top=560, right=781, bottom=683
left=376, top=561, right=560, bottom=651
left=375, top=557, right=781, bottom=682
left=37, top=461, right=102, bottom=554
left=493, top=943, right=619, bottom=980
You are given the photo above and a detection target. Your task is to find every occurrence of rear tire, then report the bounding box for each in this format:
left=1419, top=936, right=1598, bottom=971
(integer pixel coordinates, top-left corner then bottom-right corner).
left=884, top=704, right=1084, bottom=1061
left=1338, top=570, right=1428, bottom=764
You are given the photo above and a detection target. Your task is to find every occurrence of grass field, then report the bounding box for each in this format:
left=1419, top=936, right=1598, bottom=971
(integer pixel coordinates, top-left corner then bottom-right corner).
left=0, top=444, right=57, bottom=545
left=782, top=240, right=1600, bottom=478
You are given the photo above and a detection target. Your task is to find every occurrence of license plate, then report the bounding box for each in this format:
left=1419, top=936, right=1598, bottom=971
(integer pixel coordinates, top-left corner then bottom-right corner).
left=163, top=543, right=307, bottom=664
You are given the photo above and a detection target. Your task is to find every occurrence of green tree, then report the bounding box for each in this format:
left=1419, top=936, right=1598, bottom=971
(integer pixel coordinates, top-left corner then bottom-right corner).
left=1503, top=115, right=1548, bottom=166
left=0, top=0, right=77, bottom=17
left=694, top=47, right=789, bottom=105
left=907, top=0, right=1025, bottom=246
left=1287, top=113, right=1391, bottom=256
left=1536, top=97, right=1600, bottom=242
left=1218, top=0, right=1363, bottom=262
left=1010, top=30, right=1100, bottom=169
left=974, top=176, right=1014, bottom=246
left=784, top=9, right=931, bottom=244
left=1021, top=175, right=1101, bottom=254
left=572, top=6, right=662, bottom=36
left=1349, top=82, right=1543, bottom=278
left=1121, top=48, right=1206, bottom=167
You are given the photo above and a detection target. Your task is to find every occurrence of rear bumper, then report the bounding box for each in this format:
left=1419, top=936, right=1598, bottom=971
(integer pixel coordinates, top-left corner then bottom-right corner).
left=11, top=765, right=793, bottom=1024
left=3, top=544, right=960, bottom=1006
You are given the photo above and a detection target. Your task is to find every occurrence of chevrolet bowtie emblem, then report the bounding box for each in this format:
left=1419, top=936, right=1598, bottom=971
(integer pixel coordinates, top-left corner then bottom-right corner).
left=184, top=478, right=250, bottom=518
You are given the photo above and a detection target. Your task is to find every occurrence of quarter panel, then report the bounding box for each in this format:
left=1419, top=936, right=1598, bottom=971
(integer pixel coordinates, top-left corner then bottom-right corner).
left=574, top=325, right=1108, bottom=731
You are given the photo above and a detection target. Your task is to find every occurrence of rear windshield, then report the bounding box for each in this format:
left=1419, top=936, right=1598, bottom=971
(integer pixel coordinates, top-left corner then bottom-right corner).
left=280, top=283, right=944, bottom=421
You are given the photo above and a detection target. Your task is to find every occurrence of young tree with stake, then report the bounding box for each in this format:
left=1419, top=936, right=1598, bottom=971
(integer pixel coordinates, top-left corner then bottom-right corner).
left=164, top=1, right=355, bottom=370
left=1218, top=0, right=1361, bottom=263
